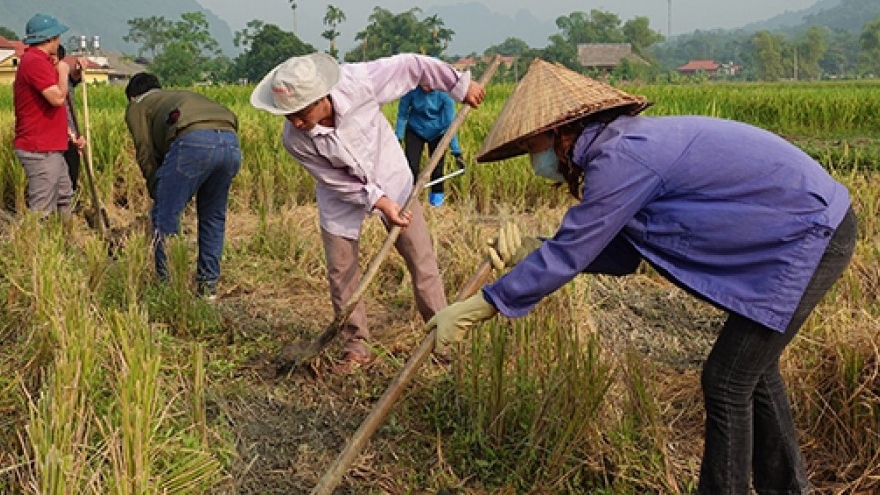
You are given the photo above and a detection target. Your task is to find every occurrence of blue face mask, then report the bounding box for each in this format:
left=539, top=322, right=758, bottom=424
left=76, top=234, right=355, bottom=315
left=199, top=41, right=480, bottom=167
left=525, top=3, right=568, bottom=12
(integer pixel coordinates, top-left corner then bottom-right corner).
left=529, top=149, right=565, bottom=183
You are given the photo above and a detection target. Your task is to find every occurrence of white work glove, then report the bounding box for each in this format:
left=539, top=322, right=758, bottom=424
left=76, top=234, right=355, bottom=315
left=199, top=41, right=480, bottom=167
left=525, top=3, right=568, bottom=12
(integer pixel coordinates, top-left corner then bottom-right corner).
left=427, top=292, right=498, bottom=354
left=486, top=221, right=542, bottom=270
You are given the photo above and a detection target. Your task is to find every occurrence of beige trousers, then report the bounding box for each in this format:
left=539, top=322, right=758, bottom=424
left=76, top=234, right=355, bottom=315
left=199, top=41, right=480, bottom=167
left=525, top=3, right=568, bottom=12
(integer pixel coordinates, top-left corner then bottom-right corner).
left=321, top=200, right=447, bottom=357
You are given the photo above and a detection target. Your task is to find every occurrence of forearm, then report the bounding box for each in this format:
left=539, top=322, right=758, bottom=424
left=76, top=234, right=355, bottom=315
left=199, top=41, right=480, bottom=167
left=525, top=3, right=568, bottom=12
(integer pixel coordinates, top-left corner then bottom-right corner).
left=450, top=134, right=462, bottom=155
left=367, top=54, right=469, bottom=105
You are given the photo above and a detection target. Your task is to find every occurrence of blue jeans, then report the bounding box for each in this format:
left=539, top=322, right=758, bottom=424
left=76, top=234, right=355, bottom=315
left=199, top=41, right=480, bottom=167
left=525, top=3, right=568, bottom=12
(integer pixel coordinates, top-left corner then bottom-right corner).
left=152, top=129, right=241, bottom=285
left=699, top=208, right=857, bottom=494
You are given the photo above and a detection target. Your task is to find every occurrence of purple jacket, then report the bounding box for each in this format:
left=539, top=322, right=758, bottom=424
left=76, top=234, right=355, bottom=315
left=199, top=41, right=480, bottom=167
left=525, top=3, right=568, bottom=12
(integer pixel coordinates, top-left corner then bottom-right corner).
left=484, top=115, right=850, bottom=332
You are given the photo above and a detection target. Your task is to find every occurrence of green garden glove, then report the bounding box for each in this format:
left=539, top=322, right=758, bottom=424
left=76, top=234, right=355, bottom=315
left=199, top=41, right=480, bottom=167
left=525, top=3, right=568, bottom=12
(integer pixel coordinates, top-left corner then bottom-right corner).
left=486, top=221, right=543, bottom=270
left=427, top=292, right=498, bottom=354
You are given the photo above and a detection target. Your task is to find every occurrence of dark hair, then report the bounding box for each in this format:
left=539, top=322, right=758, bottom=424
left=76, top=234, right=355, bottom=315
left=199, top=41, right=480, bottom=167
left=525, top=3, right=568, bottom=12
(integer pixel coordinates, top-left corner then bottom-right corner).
left=125, top=72, right=161, bottom=100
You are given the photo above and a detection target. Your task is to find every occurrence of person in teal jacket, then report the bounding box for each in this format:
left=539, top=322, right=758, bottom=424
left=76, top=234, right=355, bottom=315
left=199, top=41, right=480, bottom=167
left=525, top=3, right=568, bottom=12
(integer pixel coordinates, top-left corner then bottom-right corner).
left=395, top=84, right=466, bottom=206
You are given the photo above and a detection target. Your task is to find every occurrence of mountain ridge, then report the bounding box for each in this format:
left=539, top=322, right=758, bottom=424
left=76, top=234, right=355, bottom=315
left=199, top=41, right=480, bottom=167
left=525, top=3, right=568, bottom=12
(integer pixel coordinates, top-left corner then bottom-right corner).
left=2, top=1, right=874, bottom=59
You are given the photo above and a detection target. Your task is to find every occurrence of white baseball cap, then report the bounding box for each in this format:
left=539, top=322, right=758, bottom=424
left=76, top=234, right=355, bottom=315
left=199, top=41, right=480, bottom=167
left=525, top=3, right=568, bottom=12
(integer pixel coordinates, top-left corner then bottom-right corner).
left=250, top=52, right=341, bottom=115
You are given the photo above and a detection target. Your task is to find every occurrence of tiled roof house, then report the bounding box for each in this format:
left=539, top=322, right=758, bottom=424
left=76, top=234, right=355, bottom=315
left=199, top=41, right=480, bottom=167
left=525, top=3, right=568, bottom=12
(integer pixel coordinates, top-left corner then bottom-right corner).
left=577, top=43, right=648, bottom=72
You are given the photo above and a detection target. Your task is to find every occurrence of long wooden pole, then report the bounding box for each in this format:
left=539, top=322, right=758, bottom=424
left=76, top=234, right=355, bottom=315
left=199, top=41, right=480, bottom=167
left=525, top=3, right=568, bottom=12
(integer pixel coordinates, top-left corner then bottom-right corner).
left=77, top=71, right=111, bottom=235
left=310, top=257, right=493, bottom=495
left=275, top=56, right=503, bottom=375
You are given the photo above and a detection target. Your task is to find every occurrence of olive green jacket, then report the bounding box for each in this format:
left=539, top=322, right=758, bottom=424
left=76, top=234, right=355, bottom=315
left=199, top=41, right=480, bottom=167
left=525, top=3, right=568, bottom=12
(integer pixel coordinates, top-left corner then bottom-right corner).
left=125, top=89, right=238, bottom=197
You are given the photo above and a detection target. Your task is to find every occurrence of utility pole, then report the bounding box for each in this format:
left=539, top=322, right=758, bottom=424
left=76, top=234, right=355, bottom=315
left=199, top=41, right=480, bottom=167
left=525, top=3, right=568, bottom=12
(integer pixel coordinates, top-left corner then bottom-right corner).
left=289, top=0, right=298, bottom=35
left=667, top=0, right=672, bottom=39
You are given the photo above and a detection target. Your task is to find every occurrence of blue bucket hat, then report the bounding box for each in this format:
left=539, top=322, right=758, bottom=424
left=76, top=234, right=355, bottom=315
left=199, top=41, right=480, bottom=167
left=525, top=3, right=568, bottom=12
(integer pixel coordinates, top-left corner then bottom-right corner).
left=23, top=13, right=69, bottom=45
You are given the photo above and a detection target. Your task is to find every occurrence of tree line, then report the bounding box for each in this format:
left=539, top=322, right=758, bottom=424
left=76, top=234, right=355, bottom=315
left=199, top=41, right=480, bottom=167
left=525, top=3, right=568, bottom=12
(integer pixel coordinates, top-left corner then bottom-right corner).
left=3, top=6, right=879, bottom=86
left=651, top=19, right=880, bottom=81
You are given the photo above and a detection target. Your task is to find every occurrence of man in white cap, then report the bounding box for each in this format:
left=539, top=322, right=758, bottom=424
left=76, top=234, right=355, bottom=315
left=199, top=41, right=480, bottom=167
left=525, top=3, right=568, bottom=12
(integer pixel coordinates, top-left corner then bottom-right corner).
left=13, top=13, right=83, bottom=216
left=251, top=52, right=485, bottom=370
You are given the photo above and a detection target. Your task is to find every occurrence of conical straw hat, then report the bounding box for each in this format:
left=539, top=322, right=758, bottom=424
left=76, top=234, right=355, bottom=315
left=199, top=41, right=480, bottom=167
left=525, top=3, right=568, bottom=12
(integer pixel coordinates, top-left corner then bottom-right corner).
left=476, top=58, right=651, bottom=163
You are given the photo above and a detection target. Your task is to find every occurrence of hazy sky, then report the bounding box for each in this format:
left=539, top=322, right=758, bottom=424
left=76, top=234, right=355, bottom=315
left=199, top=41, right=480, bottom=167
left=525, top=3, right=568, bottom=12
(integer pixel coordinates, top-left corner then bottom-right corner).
left=196, top=0, right=821, bottom=53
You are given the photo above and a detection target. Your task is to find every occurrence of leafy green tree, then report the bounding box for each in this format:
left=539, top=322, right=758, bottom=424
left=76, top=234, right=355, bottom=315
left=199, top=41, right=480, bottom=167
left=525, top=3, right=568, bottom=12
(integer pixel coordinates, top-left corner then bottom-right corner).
left=228, top=22, right=315, bottom=83
left=793, top=26, right=827, bottom=80
left=622, top=16, right=664, bottom=58
left=647, top=29, right=751, bottom=73
left=612, top=57, right=637, bottom=80
left=556, top=10, right=624, bottom=45
left=481, top=38, right=533, bottom=83
left=168, top=12, right=221, bottom=59
left=234, top=19, right=265, bottom=50
left=859, top=16, right=880, bottom=75
left=344, top=7, right=453, bottom=62
left=422, top=14, right=454, bottom=55
left=124, top=16, right=173, bottom=57
left=484, top=37, right=531, bottom=57
left=751, top=30, right=787, bottom=81
left=201, top=54, right=232, bottom=83
left=820, top=29, right=860, bottom=76
left=126, top=12, right=222, bottom=86
left=612, top=56, right=664, bottom=82
left=0, top=26, right=18, bottom=40
left=542, top=33, right=580, bottom=70
left=322, top=5, right=346, bottom=60
left=150, top=41, right=204, bottom=86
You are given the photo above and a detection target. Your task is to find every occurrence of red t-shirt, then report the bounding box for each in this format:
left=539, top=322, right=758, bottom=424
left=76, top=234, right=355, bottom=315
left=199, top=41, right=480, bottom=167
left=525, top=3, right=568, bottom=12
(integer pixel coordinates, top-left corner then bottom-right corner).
left=13, top=47, right=68, bottom=152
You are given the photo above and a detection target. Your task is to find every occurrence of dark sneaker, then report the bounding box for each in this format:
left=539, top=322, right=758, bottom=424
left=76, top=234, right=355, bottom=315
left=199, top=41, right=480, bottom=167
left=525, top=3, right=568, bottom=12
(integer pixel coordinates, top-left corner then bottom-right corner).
left=197, top=281, right=218, bottom=301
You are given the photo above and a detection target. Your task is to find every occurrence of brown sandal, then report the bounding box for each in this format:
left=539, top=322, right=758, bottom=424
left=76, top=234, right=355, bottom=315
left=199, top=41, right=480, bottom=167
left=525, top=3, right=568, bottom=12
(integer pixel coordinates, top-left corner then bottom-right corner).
left=333, top=351, right=373, bottom=374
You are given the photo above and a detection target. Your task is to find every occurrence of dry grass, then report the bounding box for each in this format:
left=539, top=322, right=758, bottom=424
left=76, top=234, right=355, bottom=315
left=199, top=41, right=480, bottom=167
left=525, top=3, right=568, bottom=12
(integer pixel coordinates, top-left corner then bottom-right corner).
left=184, top=195, right=872, bottom=494
left=0, top=180, right=876, bottom=494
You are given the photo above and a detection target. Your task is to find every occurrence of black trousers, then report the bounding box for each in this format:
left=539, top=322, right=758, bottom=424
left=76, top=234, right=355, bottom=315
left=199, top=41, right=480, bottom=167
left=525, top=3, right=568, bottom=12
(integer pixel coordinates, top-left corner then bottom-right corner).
left=63, top=140, right=80, bottom=192
left=699, top=207, right=858, bottom=494
left=403, top=128, right=445, bottom=194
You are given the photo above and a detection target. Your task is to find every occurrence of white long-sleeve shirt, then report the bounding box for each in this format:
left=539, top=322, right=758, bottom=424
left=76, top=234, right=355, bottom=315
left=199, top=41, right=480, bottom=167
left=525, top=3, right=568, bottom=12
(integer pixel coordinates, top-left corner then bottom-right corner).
left=282, top=54, right=471, bottom=239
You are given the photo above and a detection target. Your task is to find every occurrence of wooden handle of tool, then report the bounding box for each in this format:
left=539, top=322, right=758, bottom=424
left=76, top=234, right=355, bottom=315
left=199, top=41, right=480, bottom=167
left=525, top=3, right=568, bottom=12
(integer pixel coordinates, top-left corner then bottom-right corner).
left=285, top=56, right=504, bottom=372
left=310, top=258, right=493, bottom=495
left=75, top=69, right=110, bottom=236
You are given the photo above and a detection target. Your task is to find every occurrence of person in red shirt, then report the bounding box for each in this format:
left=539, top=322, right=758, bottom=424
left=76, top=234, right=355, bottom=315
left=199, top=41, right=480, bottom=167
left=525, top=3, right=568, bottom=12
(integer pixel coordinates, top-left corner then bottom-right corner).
left=13, top=13, right=77, bottom=216
left=51, top=45, right=88, bottom=195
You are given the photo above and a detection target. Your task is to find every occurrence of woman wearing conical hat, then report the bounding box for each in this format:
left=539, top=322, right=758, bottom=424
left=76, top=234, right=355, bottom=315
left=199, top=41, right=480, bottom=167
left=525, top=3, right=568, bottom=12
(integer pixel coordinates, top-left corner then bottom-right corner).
left=427, top=59, right=856, bottom=494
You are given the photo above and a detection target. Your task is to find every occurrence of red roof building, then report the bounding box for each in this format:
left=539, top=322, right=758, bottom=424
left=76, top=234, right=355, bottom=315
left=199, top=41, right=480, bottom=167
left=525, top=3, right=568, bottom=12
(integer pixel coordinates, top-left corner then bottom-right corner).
left=0, top=34, right=27, bottom=57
